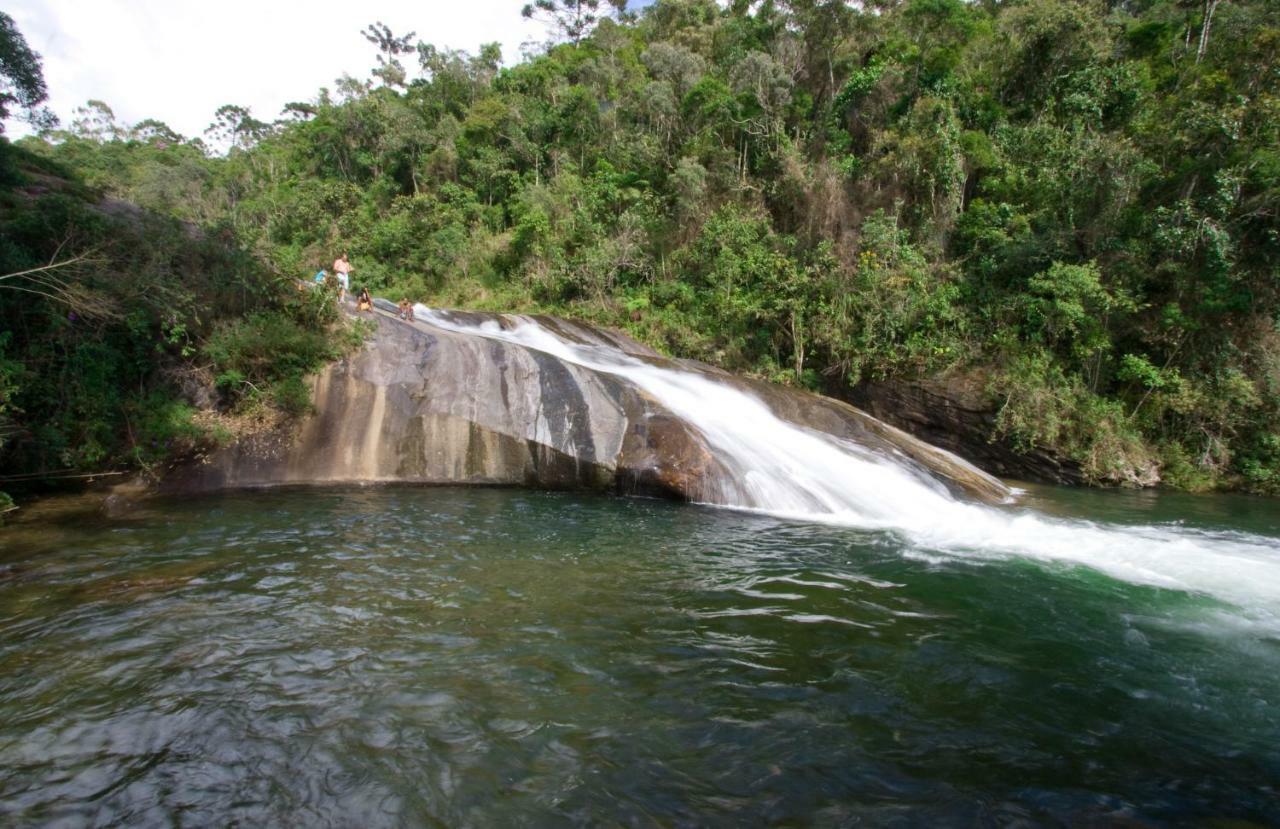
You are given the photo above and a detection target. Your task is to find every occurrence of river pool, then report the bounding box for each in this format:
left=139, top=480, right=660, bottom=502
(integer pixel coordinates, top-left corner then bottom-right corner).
left=1, top=485, right=1278, bottom=826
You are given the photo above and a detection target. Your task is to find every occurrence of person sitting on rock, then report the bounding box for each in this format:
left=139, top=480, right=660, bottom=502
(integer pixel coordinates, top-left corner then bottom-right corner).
left=398, top=298, right=414, bottom=321
left=357, top=287, right=373, bottom=313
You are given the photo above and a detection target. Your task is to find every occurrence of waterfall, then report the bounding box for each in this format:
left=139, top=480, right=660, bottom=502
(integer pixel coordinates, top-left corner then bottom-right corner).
left=413, top=307, right=1280, bottom=612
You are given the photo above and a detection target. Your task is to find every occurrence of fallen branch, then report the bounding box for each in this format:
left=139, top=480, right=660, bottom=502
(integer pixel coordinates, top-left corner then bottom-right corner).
left=0, top=469, right=130, bottom=482
left=0, top=254, right=92, bottom=283
left=0, top=256, right=124, bottom=321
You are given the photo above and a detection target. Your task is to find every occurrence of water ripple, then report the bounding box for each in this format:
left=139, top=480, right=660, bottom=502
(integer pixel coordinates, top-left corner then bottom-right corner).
left=0, top=487, right=1277, bottom=825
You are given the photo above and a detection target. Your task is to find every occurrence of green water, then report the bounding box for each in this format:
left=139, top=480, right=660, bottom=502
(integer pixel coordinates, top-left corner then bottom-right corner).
left=1, top=486, right=1278, bottom=826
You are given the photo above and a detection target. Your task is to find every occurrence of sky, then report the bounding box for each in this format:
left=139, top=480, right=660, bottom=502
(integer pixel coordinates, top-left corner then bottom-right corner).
left=4, top=0, right=554, bottom=139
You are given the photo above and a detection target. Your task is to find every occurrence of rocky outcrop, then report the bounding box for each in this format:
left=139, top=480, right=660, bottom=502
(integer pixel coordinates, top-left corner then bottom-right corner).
left=846, top=375, right=1088, bottom=486
left=167, top=307, right=1011, bottom=505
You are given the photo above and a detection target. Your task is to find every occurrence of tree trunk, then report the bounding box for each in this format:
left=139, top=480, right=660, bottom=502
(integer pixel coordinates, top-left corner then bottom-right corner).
left=1196, top=0, right=1221, bottom=64
left=791, top=311, right=804, bottom=377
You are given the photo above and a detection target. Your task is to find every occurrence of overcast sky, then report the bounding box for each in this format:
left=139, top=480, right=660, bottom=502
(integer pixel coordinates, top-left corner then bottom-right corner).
left=5, top=0, right=554, bottom=139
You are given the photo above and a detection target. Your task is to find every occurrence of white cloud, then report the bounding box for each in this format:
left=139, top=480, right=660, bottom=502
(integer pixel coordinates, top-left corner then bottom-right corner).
left=5, top=0, right=551, bottom=139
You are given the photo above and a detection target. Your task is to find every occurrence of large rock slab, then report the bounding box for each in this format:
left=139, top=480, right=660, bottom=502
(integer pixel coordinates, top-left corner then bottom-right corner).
left=167, top=308, right=1010, bottom=505
left=847, top=375, right=1090, bottom=486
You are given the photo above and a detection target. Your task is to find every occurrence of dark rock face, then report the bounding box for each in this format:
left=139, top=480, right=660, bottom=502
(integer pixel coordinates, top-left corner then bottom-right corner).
left=167, top=310, right=1011, bottom=505
left=616, top=413, right=739, bottom=503
left=846, top=376, right=1088, bottom=486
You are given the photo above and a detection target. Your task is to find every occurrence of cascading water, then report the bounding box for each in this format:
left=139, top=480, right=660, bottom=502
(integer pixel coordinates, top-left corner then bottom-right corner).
left=413, top=306, right=1280, bottom=613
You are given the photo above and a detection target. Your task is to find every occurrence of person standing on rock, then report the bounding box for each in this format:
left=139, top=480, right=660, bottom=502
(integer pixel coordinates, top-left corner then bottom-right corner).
left=332, top=253, right=353, bottom=302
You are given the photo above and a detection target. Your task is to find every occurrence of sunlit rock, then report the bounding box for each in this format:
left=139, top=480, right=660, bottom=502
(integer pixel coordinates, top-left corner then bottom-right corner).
left=166, top=308, right=1011, bottom=506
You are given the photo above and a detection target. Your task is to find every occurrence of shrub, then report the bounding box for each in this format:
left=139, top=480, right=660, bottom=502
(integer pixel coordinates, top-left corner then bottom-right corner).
left=125, top=393, right=206, bottom=467
left=991, top=347, right=1156, bottom=485
left=203, top=311, right=339, bottom=412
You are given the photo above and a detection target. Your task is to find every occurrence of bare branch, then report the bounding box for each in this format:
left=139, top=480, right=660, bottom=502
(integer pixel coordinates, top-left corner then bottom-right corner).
left=0, top=254, right=91, bottom=283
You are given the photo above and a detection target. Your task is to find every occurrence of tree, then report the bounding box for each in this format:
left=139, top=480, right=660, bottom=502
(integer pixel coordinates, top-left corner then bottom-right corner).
left=642, top=42, right=708, bottom=98
left=0, top=12, right=55, bottom=132
left=362, top=21, right=417, bottom=88
left=521, top=0, right=627, bottom=45
left=131, top=118, right=184, bottom=145
left=205, top=104, right=272, bottom=152
left=730, top=50, right=793, bottom=139
left=70, top=99, right=122, bottom=142
left=779, top=0, right=858, bottom=107
left=1195, top=0, right=1222, bottom=64
left=470, top=42, right=504, bottom=88
left=280, top=102, right=318, bottom=121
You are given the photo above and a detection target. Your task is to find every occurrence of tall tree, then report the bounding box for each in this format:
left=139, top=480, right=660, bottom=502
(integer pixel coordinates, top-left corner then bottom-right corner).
left=205, top=104, right=272, bottom=152
left=362, top=22, right=417, bottom=88
left=0, top=12, right=55, bottom=132
left=522, top=0, right=627, bottom=45
left=70, top=99, right=122, bottom=141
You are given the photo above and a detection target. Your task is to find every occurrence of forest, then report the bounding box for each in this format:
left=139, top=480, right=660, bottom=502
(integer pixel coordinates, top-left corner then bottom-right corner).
left=1, top=0, right=1278, bottom=503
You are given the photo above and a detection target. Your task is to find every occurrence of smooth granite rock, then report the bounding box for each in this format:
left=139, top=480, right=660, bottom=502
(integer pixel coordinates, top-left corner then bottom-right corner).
left=166, top=307, right=1011, bottom=505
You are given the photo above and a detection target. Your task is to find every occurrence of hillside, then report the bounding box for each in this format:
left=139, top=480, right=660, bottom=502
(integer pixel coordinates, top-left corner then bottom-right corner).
left=5, top=0, right=1280, bottom=494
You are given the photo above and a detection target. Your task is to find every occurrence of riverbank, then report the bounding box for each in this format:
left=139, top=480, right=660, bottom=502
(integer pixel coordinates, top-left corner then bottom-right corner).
left=3, top=292, right=1275, bottom=534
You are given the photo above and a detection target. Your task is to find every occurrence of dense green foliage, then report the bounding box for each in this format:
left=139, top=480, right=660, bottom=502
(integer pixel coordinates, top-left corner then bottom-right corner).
left=10, top=0, right=1280, bottom=492
left=0, top=141, right=353, bottom=500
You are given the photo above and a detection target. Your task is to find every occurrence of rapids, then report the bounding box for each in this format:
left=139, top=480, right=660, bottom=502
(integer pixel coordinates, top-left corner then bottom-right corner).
left=413, top=309, right=1280, bottom=617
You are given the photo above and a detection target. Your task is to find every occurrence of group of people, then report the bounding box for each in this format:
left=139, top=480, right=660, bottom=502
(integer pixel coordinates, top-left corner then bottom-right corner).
left=310, top=252, right=416, bottom=322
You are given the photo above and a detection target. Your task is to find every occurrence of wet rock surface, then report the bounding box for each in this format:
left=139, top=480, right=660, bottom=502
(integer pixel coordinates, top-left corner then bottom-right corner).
left=846, top=376, right=1088, bottom=486
left=167, top=308, right=1011, bottom=504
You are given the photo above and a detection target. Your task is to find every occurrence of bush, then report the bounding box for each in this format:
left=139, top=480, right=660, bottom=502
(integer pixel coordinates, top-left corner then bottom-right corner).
left=1159, top=441, right=1219, bottom=493
left=203, top=311, right=340, bottom=412
left=125, top=393, right=206, bottom=467
left=271, top=375, right=314, bottom=417
left=1235, top=432, right=1280, bottom=494
left=991, top=347, right=1156, bottom=485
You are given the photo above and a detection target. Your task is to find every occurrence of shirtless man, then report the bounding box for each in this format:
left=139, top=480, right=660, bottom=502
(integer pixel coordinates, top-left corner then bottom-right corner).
left=332, top=253, right=352, bottom=302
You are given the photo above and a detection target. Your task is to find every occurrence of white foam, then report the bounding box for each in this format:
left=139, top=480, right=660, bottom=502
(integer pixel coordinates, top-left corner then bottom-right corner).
left=417, top=310, right=1280, bottom=611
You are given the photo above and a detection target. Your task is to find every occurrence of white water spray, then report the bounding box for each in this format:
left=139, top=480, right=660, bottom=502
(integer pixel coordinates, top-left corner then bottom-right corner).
left=415, top=308, right=1280, bottom=611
